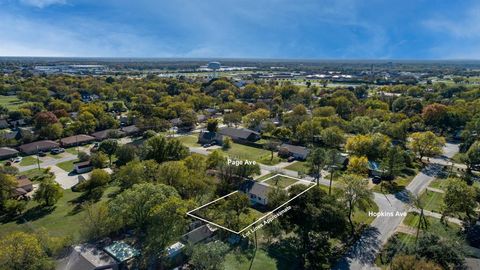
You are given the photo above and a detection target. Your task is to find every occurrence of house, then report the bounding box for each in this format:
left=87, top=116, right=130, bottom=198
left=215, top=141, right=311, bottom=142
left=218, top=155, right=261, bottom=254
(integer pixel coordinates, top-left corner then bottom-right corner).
left=197, top=114, right=208, bottom=123
left=9, top=119, right=26, bottom=129
left=218, top=127, right=261, bottom=143
left=74, top=161, right=93, bottom=174
left=103, top=241, right=139, bottom=264
left=91, top=129, right=124, bottom=141
left=0, top=147, right=19, bottom=160
left=198, top=131, right=223, bottom=145
left=56, top=244, right=118, bottom=270
left=165, top=242, right=185, bottom=259
left=2, top=130, right=21, bottom=141
left=183, top=224, right=217, bottom=245
left=240, top=180, right=271, bottom=206
left=60, top=134, right=95, bottom=147
left=13, top=175, right=33, bottom=198
left=121, top=125, right=140, bottom=136
left=0, top=119, right=9, bottom=129
left=18, top=140, right=60, bottom=154
left=279, top=143, right=310, bottom=160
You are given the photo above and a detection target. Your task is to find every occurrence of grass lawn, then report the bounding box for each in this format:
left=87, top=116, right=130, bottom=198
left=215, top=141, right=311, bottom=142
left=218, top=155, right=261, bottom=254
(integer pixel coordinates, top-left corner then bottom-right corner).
left=284, top=161, right=309, bottom=173
left=419, top=190, right=445, bottom=213
left=20, top=168, right=51, bottom=181
left=0, top=187, right=117, bottom=241
left=352, top=200, right=379, bottom=225
left=48, top=153, right=65, bottom=159
left=0, top=95, right=23, bottom=110
left=451, top=152, right=465, bottom=164
left=225, top=248, right=296, bottom=270
left=264, top=176, right=299, bottom=189
left=19, top=156, right=41, bottom=166
left=376, top=232, right=415, bottom=267
left=403, top=212, right=461, bottom=241
left=65, top=147, right=80, bottom=155
left=221, top=142, right=281, bottom=165
left=256, top=173, right=276, bottom=181
left=429, top=178, right=449, bottom=191
left=57, top=159, right=79, bottom=172
left=371, top=174, right=416, bottom=194
left=177, top=135, right=201, bottom=147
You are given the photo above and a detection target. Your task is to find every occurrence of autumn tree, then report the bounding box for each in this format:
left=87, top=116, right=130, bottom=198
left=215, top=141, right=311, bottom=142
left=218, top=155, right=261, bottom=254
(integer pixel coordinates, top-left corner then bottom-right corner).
left=408, top=131, right=445, bottom=161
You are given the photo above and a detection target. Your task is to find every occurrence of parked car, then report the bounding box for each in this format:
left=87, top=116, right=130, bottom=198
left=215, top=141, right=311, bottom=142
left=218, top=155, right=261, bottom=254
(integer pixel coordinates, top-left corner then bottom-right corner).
left=203, top=144, right=211, bottom=148
left=37, top=151, right=47, bottom=157
left=372, top=175, right=382, bottom=184
left=287, top=156, right=296, bottom=162
left=50, top=148, right=65, bottom=154
left=10, top=156, right=22, bottom=163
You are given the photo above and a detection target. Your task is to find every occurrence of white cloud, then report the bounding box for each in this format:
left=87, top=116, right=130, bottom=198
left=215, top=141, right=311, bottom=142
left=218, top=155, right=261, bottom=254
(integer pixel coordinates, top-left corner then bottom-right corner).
left=19, top=0, right=66, bottom=8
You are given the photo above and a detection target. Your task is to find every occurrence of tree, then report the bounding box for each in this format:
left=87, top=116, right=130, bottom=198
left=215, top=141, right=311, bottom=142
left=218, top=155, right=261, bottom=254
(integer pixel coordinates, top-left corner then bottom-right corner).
left=320, top=126, right=345, bottom=149
left=443, top=178, right=477, bottom=224
left=115, top=144, right=137, bottom=166
left=109, top=183, right=179, bottom=231
left=39, top=123, right=63, bottom=140
left=34, top=111, right=58, bottom=129
left=80, top=169, right=110, bottom=199
left=242, top=108, right=270, bottom=129
left=98, top=139, right=118, bottom=167
left=415, top=233, right=465, bottom=269
left=34, top=178, right=63, bottom=207
left=422, top=103, right=449, bottom=133
left=408, top=193, right=429, bottom=243
left=264, top=140, right=280, bottom=161
left=465, top=141, right=480, bottom=173
left=345, top=133, right=390, bottom=160
left=142, top=135, right=189, bottom=163
left=408, top=131, right=445, bottom=162
left=206, top=150, right=225, bottom=169
left=81, top=201, right=114, bottom=240
left=380, top=146, right=405, bottom=179
left=390, top=255, right=442, bottom=270
left=340, top=174, right=373, bottom=236
left=145, top=197, right=192, bottom=260
left=206, top=118, right=218, bottom=132
left=222, top=192, right=251, bottom=231
left=0, top=173, right=16, bottom=210
left=90, top=152, right=108, bottom=168
left=307, top=147, right=326, bottom=185
left=325, top=149, right=340, bottom=195
left=0, top=231, right=54, bottom=270
left=222, top=137, right=232, bottom=150
left=189, top=241, right=229, bottom=270
left=347, top=155, right=369, bottom=176
left=115, top=160, right=147, bottom=190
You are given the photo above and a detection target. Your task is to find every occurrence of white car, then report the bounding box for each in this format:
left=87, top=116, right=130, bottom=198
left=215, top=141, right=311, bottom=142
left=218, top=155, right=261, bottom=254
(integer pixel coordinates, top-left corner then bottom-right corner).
left=11, top=156, right=22, bottom=163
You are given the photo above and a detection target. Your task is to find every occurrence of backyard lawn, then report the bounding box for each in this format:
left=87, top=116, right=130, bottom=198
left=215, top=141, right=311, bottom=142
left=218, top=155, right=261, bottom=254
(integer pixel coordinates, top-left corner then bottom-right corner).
left=221, top=142, right=281, bottom=165
left=20, top=168, right=51, bottom=180
left=19, top=156, right=41, bottom=166
left=225, top=248, right=297, bottom=270
left=57, top=159, right=79, bottom=172
left=284, top=161, right=309, bottom=173
left=0, top=187, right=118, bottom=241
left=177, top=135, right=201, bottom=147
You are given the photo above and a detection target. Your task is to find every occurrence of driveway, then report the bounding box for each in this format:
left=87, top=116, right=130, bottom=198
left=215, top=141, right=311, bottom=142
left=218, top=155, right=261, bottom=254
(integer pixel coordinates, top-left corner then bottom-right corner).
left=49, top=165, right=83, bottom=189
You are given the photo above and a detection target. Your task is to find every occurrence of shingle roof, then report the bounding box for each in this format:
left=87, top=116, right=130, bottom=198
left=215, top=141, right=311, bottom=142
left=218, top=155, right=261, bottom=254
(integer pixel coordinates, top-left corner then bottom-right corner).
left=0, top=147, right=18, bottom=157
left=240, top=180, right=271, bottom=199
left=18, top=140, right=59, bottom=153
left=183, top=224, right=217, bottom=244
left=218, top=127, right=259, bottom=140
left=280, top=143, right=310, bottom=157
left=60, top=134, right=95, bottom=145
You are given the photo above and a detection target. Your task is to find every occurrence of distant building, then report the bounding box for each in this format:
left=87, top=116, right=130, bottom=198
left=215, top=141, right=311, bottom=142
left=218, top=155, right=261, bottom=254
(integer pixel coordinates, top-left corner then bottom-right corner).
left=60, top=134, right=95, bottom=147
left=0, top=147, right=19, bottom=160
left=279, top=143, right=310, bottom=160
left=240, top=180, right=271, bottom=206
left=56, top=244, right=118, bottom=270
left=18, top=140, right=59, bottom=155
left=74, top=160, right=93, bottom=174
left=91, top=129, right=124, bottom=141
left=183, top=224, right=217, bottom=245
left=120, top=125, right=140, bottom=136
left=13, top=175, right=33, bottom=198
left=218, top=127, right=260, bottom=143
left=0, top=119, right=9, bottom=129
left=198, top=131, right=223, bottom=145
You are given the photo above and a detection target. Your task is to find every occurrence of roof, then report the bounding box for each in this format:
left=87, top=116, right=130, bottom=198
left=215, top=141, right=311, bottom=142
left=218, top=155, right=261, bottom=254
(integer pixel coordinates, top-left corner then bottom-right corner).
left=165, top=242, right=185, bottom=258
left=56, top=244, right=117, bottom=270
left=0, top=147, right=18, bottom=157
left=2, top=131, right=19, bottom=140
left=198, top=131, right=223, bottom=142
left=103, top=241, right=139, bottom=263
left=121, top=125, right=139, bottom=134
left=60, top=134, right=95, bottom=145
left=17, top=176, right=32, bottom=188
left=280, top=143, right=310, bottom=157
left=183, top=224, right=217, bottom=244
left=18, top=140, right=59, bottom=153
left=91, top=129, right=123, bottom=140
left=218, top=127, right=260, bottom=140
left=0, top=119, right=8, bottom=128
left=240, top=180, right=271, bottom=199
left=74, top=160, right=92, bottom=168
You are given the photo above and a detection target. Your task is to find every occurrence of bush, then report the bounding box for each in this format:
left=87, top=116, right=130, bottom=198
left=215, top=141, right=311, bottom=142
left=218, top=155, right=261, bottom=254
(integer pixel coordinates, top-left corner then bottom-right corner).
left=222, top=137, right=232, bottom=150
left=77, top=151, right=90, bottom=162
left=90, top=152, right=108, bottom=168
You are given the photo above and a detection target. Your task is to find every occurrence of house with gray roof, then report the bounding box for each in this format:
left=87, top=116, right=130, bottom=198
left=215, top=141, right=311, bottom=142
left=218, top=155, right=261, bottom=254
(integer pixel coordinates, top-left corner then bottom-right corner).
left=218, top=127, right=260, bottom=143
left=279, top=143, right=310, bottom=160
left=240, top=180, right=271, bottom=206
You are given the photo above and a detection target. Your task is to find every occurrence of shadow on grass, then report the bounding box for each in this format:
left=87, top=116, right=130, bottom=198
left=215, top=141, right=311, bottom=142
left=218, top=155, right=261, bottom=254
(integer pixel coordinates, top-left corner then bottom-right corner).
left=68, top=190, right=103, bottom=215
left=266, top=238, right=302, bottom=270
left=16, top=205, right=55, bottom=224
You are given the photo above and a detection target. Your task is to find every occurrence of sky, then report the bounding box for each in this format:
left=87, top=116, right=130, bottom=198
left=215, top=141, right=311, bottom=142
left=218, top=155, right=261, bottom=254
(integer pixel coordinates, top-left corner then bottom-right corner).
left=1, top=0, right=480, bottom=59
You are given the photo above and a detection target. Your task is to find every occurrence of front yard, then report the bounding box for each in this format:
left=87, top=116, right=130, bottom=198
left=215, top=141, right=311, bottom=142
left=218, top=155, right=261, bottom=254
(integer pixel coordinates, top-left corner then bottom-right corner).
left=57, top=159, right=79, bottom=172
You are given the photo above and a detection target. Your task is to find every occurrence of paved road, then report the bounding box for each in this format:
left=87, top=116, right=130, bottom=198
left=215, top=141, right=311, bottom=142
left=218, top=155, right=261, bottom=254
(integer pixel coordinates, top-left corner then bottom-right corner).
left=333, top=145, right=459, bottom=270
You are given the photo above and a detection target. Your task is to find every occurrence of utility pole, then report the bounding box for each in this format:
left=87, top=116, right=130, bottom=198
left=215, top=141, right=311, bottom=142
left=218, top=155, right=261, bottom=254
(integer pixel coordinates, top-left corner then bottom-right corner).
left=36, top=146, right=40, bottom=170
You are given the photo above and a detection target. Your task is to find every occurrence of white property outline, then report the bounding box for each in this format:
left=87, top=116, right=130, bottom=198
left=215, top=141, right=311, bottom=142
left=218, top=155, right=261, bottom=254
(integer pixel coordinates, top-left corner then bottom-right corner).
left=186, top=174, right=317, bottom=235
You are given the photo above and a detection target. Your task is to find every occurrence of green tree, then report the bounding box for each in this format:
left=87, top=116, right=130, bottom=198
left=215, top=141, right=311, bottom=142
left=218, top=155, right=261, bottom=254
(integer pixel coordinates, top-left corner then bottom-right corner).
left=0, top=231, right=54, bottom=270
left=34, top=178, right=63, bottom=207
left=81, top=201, right=114, bottom=240
left=443, top=178, right=477, bottom=224
left=142, top=135, right=189, bottom=163
left=320, top=126, right=345, bottom=149
left=465, top=141, right=480, bottom=173
left=98, top=139, right=118, bottom=167
left=408, top=193, right=429, bottom=244
left=90, top=151, right=108, bottom=168
left=115, top=144, right=137, bottom=166
left=0, top=173, right=16, bottom=210
left=307, top=147, right=326, bottom=185
left=264, top=140, right=279, bottom=161
left=206, top=118, right=218, bottom=132
left=408, top=131, right=445, bottom=161
left=109, top=183, right=179, bottom=231
left=340, top=174, right=373, bottom=236
left=189, top=241, right=229, bottom=270
left=380, top=145, right=406, bottom=179
left=222, top=137, right=232, bottom=150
